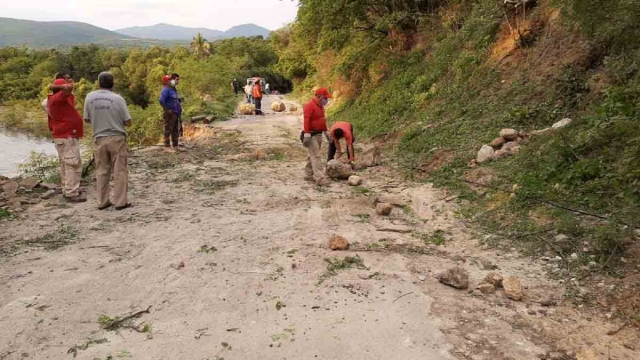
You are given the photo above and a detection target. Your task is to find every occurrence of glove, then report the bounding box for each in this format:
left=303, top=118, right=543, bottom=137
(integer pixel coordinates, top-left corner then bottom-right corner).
left=302, top=133, right=312, bottom=148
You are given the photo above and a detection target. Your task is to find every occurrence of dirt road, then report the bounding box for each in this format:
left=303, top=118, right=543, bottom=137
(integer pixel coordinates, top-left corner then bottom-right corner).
left=1, top=96, right=637, bottom=360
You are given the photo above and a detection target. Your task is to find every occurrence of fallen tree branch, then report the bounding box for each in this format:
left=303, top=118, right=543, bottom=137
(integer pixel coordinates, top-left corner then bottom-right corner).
left=392, top=292, right=415, bottom=303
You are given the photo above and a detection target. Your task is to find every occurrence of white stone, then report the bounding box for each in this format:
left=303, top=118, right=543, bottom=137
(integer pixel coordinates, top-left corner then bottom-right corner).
left=552, top=118, right=572, bottom=129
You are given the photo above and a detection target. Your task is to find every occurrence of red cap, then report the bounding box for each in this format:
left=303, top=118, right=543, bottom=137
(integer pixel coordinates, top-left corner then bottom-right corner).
left=162, top=75, right=172, bottom=84
left=315, top=87, right=332, bottom=98
left=53, top=79, right=67, bottom=86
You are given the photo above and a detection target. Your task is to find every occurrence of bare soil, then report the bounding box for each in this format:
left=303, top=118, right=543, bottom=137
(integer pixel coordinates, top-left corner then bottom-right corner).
left=1, top=96, right=638, bottom=360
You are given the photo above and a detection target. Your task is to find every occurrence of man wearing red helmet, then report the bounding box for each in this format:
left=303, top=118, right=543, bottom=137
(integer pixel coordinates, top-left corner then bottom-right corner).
left=159, top=74, right=182, bottom=152
left=47, top=73, right=86, bottom=203
left=301, top=87, right=332, bottom=186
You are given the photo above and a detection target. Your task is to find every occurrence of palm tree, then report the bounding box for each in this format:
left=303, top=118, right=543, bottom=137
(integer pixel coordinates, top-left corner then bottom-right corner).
left=190, top=33, right=212, bottom=59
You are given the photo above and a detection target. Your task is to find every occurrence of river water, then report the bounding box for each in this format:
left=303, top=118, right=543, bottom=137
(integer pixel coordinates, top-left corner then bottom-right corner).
left=0, top=131, right=57, bottom=177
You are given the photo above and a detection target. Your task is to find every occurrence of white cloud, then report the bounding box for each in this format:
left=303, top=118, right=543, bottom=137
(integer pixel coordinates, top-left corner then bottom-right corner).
left=0, top=0, right=299, bottom=31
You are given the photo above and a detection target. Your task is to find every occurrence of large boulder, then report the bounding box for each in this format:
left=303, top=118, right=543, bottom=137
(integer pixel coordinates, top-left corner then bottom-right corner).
left=436, top=267, right=470, bottom=289
left=500, top=128, right=519, bottom=141
left=552, top=118, right=572, bottom=129
left=477, top=145, right=495, bottom=163
left=353, top=144, right=382, bottom=170
left=271, top=101, right=286, bottom=112
left=238, top=104, right=255, bottom=115
left=19, top=177, right=41, bottom=190
left=326, top=160, right=353, bottom=180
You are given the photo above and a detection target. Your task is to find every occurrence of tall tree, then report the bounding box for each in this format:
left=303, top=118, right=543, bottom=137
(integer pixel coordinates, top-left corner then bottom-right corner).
left=190, top=33, right=212, bottom=59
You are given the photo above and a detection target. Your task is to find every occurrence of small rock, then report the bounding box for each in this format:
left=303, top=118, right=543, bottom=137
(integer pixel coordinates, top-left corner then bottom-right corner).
left=326, top=159, right=354, bottom=180
left=552, top=118, right=572, bottom=129
left=477, top=145, right=495, bottom=163
left=551, top=256, right=563, bottom=262
left=555, top=234, right=569, bottom=242
left=575, top=348, right=599, bottom=360
left=503, top=277, right=523, bottom=301
left=2, top=181, right=18, bottom=199
left=588, top=261, right=597, bottom=267
left=468, top=159, right=478, bottom=168
left=328, top=235, right=349, bottom=251
left=375, top=203, right=393, bottom=216
left=203, top=94, right=214, bottom=102
left=476, top=283, right=496, bottom=294
left=348, top=176, right=363, bottom=186
left=254, top=149, right=266, bottom=160
left=418, top=275, right=426, bottom=281
left=508, top=145, right=520, bottom=155
left=26, top=198, right=41, bottom=205
left=527, top=309, right=537, bottom=315
left=540, top=297, right=557, bottom=307
left=501, top=141, right=519, bottom=152
left=570, top=253, right=579, bottom=261
left=436, top=266, right=470, bottom=289
left=19, top=177, right=41, bottom=190
left=493, top=149, right=509, bottom=160
left=376, top=194, right=408, bottom=207
left=484, top=272, right=504, bottom=288
left=41, top=190, right=56, bottom=200
left=472, top=290, right=484, bottom=297
left=490, top=137, right=505, bottom=148
left=499, top=128, right=519, bottom=141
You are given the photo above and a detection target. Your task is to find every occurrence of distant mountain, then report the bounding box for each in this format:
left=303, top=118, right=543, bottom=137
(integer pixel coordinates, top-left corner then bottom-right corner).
left=0, top=17, right=133, bottom=47
left=116, top=23, right=271, bottom=41
left=116, top=23, right=223, bottom=41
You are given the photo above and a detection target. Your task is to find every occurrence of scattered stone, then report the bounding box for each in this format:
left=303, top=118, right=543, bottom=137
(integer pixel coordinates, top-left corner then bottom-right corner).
left=288, top=104, right=298, bottom=112
left=503, top=277, right=523, bottom=301
left=468, top=159, right=478, bottom=168
left=508, top=145, right=520, bottom=155
left=527, top=309, right=537, bottom=315
left=477, top=145, right=495, bottom=163
left=271, top=101, right=286, bottom=112
left=540, top=297, right=557, bottom=307
left=326, top=159, right=354, bottom=180
left=552, top=118, right=572, bottom=129
left=348, top=176, right=363, bottom=186
left=19, top=177, right=41, bottom=190
left=254, top=149, right=267, bottom=160
left=328, top=235, right=349, bottom=251
left=2, top=181, right=19, bottom=199
left=375, top=203, right=393, bottom=216
left=554, top=234, right=569, bottom=242
left=476, top=283, right=496, bottom=295
left=570, top=253, right=579, bottom=261
left=436, top=267, right=470, bottom=289
left=490, top=137, right=505, bottom=148
left=493, top=149, right=509, bottom=160
left=418, top=275, right=426, bottom=282
left=588, top=261, right=597, bottom=267
left=26, top=198, right=41, bottom=205
left=502, top=141, right=519, bottom=153
left=484, top=272, right=504, bottom=288
left=472, top=289, right=483, bottom=297
left=575, top=348, right=599, bottom=360
left=203, top=94, right=214, bottom=102
left=376, top=194, right=408, bottom=207
left=376, top=225, right=412, bottom=234
left=500, top=128, right=519, bottom=141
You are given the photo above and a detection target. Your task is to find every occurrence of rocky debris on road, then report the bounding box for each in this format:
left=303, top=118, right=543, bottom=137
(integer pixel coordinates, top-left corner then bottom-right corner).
left=271, top=101, right=286, bottom=112
left=375, top=203, right=393, bottom=216
left=348, top=175, right=363, bottom=186
left=437, top=266, right=470, bottom=289
left=484, top=272, right=504, bottom=288
left=375, top=194, right=409, bottom=207
left=2, top=181, right=19, bottom=199
left=19, top=177, right=41, bottom=190
left=540, top=297, right=557, bottom=307
left=326, top=159, right=354, bottom=180
left=503, top=276, right=523, bottom=301
left=328, top=235, right=350, bottom=251
left=477, top=145, right=495, bottom=163
left=238, top=104, right=255, bottom=115
left=352, top=144, right=382, bottom=170
left=476, top=282, right=496, bottom=294
left=288, top=104, right=298, bottom=113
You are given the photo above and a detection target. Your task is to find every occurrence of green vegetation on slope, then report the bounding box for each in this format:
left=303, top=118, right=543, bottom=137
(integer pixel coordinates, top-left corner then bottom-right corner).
left=271, top=0, right=640, bottom=275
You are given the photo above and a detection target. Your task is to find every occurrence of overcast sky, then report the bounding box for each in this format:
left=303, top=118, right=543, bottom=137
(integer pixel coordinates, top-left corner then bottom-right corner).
left=0, top=0, right=299, bottom=31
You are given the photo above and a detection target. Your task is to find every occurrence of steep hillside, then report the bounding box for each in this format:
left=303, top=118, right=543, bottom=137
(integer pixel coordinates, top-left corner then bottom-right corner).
left=0, top=17, right=133, bottom=47
left=272, top=0, right=640, bottom=318
left=116, top=23, right=271, bottom=40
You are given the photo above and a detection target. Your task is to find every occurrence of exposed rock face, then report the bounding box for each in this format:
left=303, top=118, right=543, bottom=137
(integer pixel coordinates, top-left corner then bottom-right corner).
left=436, top=267, right=470, bottom=289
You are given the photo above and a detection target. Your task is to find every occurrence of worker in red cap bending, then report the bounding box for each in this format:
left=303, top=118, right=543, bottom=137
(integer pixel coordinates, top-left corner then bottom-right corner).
left=159, top=74, right=182, bottom=152
left=301, top=87, right=332, bottom=186
left=47, top=72, right=86, bottom=203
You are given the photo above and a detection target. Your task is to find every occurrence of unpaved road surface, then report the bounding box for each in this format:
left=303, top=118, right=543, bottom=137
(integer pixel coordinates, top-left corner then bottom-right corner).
left=1, top=96, right=638, bottom=360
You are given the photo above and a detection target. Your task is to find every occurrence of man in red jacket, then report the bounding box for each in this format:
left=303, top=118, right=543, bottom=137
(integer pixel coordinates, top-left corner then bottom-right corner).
left=47, top=74, right=85, bottom=203
left=301, top=88, right=332, bottom=186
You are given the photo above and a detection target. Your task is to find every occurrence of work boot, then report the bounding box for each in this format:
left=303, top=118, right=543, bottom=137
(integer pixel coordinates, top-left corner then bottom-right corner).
left=65, top=194, right=87, bottom=203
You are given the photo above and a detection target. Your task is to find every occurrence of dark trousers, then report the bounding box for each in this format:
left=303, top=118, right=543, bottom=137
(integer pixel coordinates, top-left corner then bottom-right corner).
left=163, top=111, right=180, bottom=147
left=328, top=125, right=355, bottom=161
left=254, top=97, right=263, bottom=115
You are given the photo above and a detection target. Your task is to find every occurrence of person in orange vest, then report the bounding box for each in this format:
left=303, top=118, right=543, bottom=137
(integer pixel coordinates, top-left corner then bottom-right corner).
left=253, top=78, right=263, bottom=115
left=328, top=121, right=355, bottom=163
left=301, top=88, right=332, bottom=186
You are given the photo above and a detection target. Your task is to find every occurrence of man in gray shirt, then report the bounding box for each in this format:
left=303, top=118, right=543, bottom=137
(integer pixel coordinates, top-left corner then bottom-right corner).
left=83, top=72, right=132, bottom=211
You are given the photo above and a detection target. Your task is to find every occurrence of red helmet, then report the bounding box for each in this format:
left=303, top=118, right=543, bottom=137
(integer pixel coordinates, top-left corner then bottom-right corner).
left=162, top=75, right=172, bottom=84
